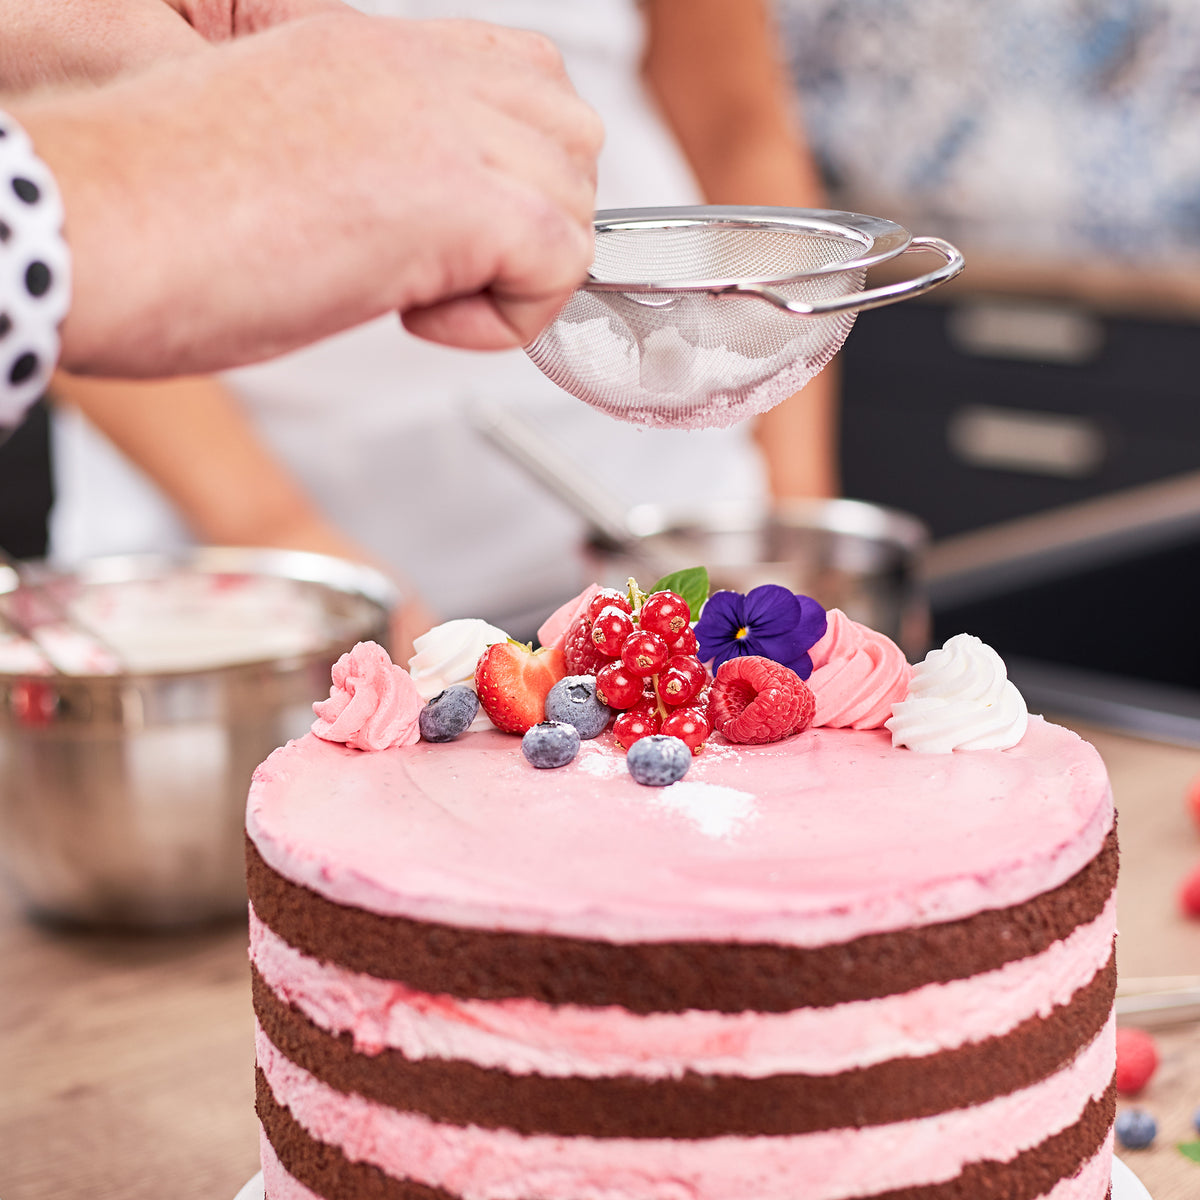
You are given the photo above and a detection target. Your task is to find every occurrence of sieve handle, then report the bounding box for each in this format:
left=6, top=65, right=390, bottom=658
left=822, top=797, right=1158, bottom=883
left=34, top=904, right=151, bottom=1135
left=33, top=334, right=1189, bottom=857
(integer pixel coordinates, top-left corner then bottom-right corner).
left=732, top=236, right=965, bottom=317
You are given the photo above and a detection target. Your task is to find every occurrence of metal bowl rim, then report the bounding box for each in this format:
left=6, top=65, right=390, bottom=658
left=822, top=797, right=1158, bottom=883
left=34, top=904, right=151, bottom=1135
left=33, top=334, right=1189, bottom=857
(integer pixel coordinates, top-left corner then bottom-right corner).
left=0, top=546, right=397, bottom=683
left=620, top=497, right=930, bottom=552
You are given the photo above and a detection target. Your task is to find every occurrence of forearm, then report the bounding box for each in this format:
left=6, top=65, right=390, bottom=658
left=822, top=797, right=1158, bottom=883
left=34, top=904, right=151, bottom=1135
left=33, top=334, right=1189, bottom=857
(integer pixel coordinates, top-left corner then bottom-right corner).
left=752, top=367, right=839, bottom=499
left=642, top=0, right=825, bottom=207
left=8, top=13, right=599, bottom=378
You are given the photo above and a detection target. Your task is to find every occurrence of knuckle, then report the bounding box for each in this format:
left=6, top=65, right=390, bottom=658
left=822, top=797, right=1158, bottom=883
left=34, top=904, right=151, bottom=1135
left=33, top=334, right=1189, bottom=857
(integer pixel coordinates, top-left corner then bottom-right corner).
left=510, top=28, right=568, bottom=76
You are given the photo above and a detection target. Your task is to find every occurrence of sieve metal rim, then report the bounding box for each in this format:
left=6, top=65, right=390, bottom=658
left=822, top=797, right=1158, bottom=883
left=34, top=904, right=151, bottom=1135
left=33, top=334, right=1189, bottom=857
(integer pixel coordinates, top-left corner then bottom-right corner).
left=585, top=205, right=914, bottom=292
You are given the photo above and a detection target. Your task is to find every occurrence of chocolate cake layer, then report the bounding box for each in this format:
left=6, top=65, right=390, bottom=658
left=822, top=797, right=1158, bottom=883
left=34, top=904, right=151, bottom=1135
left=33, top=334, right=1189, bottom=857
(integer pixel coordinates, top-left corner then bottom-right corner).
left=246, top=825, right=1118, bottom=1013
left=256, top=1066, right=1117, bottom=1200
left=253, top=951, right=1114, bottom=1138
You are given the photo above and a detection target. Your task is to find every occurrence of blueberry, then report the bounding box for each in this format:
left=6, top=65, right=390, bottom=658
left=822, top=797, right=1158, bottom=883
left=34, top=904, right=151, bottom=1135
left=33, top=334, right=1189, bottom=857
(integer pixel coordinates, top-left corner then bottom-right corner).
left=544, top=674, right=613, bottom=739
left=418, top=685, right=479, bottom=742
left=1194, top=1105, right=1200, bottom=1134
left=522, top=720, right=581, bottom=769
left=626, top=734, right=691, bottom=786
left=1115, top=1107, right=1157, bottom=1150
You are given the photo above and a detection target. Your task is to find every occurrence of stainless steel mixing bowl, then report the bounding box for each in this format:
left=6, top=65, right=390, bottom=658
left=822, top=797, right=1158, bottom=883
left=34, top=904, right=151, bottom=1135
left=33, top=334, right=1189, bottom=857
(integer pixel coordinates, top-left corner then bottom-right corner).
left=586, top=497, right=930, bottom=661
left=0, top=547, right=394, bottom=928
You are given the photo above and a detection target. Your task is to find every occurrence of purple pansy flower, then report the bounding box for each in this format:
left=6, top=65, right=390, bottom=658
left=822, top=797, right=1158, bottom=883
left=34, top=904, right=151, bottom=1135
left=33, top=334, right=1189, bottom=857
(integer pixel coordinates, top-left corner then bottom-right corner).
left=695, top=585, right=827, bottom=678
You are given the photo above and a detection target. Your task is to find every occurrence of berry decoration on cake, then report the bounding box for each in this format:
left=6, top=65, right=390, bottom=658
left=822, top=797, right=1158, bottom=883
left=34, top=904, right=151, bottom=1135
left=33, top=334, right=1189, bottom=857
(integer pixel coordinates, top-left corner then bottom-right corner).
left=544, top=675, right=612, bottom=739
left=626, top=733, right=691, bottom=786
left=539, top=572, right=717, bottom=757
left=707, top=655, right=816, bottom=745
left=418, top=684, right=480, bottom=743
left=404, top=573, right=1032, bottom=770
left=474, top=640, right=567, bottom=734
left=521, top=720, right=581, bottom=769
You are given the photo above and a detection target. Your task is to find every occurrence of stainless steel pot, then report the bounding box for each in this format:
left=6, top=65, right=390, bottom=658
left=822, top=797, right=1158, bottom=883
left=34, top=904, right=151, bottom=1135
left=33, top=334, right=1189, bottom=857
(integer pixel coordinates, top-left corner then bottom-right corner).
left=0, top=547, right=394, bottom=928
left=586, top=497, right=930, bottom=660
left=471, top=402, right=930, bottom=655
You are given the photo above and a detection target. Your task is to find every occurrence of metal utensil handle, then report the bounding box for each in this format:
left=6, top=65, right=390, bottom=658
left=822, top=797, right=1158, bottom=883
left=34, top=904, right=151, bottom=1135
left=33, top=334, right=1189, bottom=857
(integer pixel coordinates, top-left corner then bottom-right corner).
left=468, top=402, right=636, bottom=550
left=732, top=236, right=965, bottom=317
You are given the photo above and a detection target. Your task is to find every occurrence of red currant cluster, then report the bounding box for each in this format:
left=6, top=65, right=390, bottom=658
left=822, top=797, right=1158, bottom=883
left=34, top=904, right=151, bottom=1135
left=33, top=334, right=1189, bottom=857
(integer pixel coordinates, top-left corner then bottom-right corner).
left=563, top=585, right=712, bottom=753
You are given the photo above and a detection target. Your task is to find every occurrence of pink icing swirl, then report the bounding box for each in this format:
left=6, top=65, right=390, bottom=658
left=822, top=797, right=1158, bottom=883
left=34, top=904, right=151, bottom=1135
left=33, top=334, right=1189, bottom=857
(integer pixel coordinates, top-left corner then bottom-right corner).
left=807, top=609, right=912, bottom=730
left=311, top=641, right=422, bottom=752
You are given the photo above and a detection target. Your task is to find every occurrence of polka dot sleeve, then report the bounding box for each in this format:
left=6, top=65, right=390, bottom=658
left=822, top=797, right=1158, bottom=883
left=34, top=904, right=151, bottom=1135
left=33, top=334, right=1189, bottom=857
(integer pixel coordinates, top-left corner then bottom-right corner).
left=0, top=111, right=71, bottom=433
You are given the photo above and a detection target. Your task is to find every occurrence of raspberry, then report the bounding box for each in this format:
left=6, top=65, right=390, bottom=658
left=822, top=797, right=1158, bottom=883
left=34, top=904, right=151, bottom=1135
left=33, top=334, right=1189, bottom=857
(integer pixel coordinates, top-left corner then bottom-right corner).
left=1115, top=1027, right=1159, bottom=1096
left=707, top=655, right=815, bottom=745
left=1179, top=862, right=1200, bottom=918
left=562, top=614, right=611, bottom=676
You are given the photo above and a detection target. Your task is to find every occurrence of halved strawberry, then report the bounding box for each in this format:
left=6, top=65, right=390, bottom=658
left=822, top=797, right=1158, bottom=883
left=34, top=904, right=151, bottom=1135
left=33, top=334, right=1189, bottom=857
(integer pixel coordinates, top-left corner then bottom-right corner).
left=474, top=641, right=567, bottom=734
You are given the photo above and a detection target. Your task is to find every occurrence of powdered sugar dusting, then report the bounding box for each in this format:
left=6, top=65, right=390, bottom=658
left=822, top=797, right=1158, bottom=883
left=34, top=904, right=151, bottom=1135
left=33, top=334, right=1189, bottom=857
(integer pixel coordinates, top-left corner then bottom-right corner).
left=645, top=781, right=759, bottom=840
left=576, top=743, right=626, bottom=779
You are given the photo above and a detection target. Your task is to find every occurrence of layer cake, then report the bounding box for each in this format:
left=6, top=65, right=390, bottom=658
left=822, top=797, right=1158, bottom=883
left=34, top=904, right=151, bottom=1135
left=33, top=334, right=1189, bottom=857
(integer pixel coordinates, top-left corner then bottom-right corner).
left=246, top=705, right=1116, bottom=1200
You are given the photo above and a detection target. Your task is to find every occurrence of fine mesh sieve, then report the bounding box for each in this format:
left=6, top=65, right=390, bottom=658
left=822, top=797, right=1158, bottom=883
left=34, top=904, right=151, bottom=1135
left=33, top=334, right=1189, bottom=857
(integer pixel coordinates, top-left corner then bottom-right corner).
left=525, top=206, right=964, bottom=431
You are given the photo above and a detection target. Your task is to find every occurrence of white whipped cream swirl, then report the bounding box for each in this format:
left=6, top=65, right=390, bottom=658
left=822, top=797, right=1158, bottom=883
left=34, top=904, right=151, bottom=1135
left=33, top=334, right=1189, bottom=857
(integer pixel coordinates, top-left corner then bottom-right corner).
left=885, top=633, right=1028, bottom=753
left=407, top=618, right=509, bottom=701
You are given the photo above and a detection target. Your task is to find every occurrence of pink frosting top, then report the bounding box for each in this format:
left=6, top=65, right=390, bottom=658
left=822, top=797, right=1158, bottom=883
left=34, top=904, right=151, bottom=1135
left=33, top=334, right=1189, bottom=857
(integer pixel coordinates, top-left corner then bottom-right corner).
left=248, top=716, right=1112, bottom=946
left=807, top=608, right=912, bottom=729
left=310, top=641, right=422, bottom=752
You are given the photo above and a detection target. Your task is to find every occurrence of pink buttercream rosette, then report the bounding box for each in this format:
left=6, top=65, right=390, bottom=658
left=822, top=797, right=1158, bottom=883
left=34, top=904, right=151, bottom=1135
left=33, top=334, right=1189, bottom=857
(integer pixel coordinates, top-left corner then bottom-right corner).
left=311, top=640, right=423, bottom=752
left=807, top=609, right=912, bottom=730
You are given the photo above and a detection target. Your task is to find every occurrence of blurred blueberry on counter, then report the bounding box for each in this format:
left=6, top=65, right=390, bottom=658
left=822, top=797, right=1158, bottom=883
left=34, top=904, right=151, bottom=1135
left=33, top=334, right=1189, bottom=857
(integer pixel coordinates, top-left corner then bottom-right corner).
left=419, top=685, right=480, bottom=742
left=1115, top=1108, right=1158, bottom=1150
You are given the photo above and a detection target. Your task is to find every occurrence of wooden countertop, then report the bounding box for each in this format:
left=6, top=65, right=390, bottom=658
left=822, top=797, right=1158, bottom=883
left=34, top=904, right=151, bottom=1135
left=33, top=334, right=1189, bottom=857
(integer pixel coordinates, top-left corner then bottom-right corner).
left=2, top=720, right=1200, bottom=1200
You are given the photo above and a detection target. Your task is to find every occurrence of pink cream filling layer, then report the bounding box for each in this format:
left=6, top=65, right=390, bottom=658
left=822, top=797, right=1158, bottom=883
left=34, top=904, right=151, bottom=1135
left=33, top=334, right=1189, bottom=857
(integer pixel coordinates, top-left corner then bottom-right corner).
left=249, top=896, right=1116, bottom=1078
left=255, top=1013, right=1115, bottom=1200
left=246, top=719, right=1113, bottom=947
left=258, top=1132, right=1114, bottom=1200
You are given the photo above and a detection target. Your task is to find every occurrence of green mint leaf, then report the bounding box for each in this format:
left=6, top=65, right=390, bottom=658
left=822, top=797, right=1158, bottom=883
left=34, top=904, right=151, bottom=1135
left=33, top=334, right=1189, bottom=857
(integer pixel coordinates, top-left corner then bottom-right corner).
left=650, top=567, right=710, bottom=621
left=1179, top=1141, right=1200, bottom=1163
